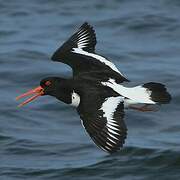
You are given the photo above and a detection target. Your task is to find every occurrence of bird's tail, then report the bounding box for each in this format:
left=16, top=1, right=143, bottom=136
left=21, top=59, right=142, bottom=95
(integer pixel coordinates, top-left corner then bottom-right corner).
left=102, top=79, right=172, bottom=105
left=142, top=82, right=171, bottom=104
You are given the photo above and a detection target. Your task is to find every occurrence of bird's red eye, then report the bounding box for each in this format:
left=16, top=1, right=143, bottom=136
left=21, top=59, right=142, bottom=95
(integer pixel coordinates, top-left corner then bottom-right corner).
left=45, top=81, right=51, bottom=86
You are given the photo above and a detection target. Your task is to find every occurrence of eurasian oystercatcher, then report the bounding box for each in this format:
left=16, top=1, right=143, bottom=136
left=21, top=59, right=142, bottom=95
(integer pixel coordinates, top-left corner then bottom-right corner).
left=16, top=22, right=171, bottom=153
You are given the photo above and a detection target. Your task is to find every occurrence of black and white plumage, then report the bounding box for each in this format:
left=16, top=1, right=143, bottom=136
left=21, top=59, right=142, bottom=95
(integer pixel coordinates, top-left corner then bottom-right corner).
left=77, top=87, right=127, bottom=153
left=16, top=22, right=171, bottom=153
left=51, top=22, right=129, bottom=82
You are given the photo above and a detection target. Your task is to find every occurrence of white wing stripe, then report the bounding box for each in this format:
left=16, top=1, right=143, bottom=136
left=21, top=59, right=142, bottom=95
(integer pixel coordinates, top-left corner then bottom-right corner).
left=99, top=96, right=124, bottom=138
left=78, top=38, right=89, bottom=44
left=107, top=137, right=116, bottom=144
left=78, top=36, right=89, bottom=41
left=108, top=128, right=119, bottom=135
left=78, top=37, right=89, bottom=43
left=77, top=29, right=88, bottom=35
left=108, top=133, right=119, bottom=140
left=107, top=124, right=120, bottom=131
left=78, top=33, right=89, bottom=40
left=78, top=40, right=89, bottom=44
left=77, top=28, right=84, bottom=34
left=100, top=96, right=123, bottom=121
left=108, top=121, right=119, bottom=127
left=72, top=48, right=124, bottom=75
left=108, top=119, right=117, bottom=123
left=105, top=146, right=111, bottom=150
left=106, top=142, right=113, bottom=147
left=78, top=42, right=89, bottom=46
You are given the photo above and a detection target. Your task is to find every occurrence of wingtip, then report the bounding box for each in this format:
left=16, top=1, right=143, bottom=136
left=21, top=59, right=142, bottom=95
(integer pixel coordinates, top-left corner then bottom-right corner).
left=81, top=21, right=93, bottom=28
left=79, top=22, right=96, bottom=34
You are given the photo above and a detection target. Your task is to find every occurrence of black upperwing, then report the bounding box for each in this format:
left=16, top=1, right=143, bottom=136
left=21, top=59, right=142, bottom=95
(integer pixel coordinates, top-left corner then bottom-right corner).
left=77, top=88, right=127, bottom=153
left=51, top=22, right=129, bottom=82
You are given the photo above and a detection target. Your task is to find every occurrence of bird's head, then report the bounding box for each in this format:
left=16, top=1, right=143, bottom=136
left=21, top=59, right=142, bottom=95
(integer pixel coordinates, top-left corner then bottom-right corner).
left=16, top=77, right=74, bottom=107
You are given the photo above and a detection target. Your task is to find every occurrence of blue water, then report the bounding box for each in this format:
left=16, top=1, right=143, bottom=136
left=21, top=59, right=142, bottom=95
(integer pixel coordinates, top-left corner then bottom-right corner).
left=0, top=0, right=180, bottom=179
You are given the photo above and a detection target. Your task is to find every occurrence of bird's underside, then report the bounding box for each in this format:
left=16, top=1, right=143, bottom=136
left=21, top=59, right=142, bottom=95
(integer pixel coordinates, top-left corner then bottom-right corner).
left=74, top=84, right=127, bottom=153
left=16, top=22, right=172, bottom=153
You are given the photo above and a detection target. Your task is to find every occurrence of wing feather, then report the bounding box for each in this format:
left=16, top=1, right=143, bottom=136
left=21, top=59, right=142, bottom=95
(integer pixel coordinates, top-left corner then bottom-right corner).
left=78, top=96, right=127, bottom=153
left=51, top=22, right=129, bottom=82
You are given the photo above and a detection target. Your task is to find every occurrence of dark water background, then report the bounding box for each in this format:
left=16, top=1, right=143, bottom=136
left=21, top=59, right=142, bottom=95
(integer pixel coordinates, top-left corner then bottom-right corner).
left=0, top=0, right=180, bottom=179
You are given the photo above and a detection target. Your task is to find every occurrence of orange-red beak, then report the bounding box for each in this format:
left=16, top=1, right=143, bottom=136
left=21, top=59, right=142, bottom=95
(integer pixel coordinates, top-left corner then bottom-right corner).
left=16, top=86, right=44, bottom=107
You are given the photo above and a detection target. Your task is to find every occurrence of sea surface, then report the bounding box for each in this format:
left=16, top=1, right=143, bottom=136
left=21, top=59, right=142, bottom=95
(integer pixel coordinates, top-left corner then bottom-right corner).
left=0, top=0, right=180, bottom=179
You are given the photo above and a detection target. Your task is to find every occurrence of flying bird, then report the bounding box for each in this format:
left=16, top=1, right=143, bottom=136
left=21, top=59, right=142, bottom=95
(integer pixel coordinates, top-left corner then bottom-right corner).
left=16, top=22, right=171, bottom=153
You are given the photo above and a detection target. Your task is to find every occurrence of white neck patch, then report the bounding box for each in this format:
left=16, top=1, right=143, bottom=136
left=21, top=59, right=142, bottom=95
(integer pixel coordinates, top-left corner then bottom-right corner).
left=71, top=91, right=80, bottom=107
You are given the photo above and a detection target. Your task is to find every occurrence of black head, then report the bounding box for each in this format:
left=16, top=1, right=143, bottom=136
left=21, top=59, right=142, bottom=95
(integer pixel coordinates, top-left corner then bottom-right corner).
left=16, top=77, right=74, bottom=107
left=40, top=77, right=74, bottom=104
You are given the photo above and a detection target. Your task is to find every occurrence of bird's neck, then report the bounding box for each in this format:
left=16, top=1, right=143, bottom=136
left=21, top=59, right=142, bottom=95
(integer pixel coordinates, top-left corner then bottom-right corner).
left=52, top=79, right=75, bottom=105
